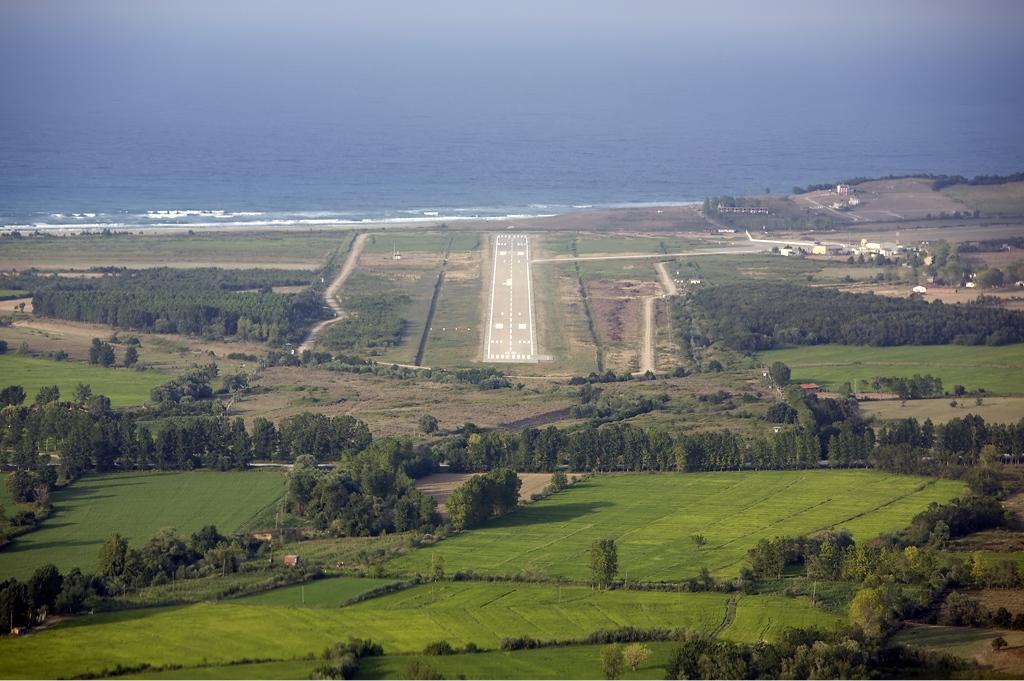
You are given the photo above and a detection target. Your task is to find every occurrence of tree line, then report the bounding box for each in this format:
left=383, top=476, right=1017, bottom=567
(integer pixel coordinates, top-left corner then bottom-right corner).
left=0, top=388, right=375, bottom=495
left=677, top=283, right=1024, bottom=351
left=0, top=524, right=263, bottom=630
left=264, top=350, right=513, bottom=390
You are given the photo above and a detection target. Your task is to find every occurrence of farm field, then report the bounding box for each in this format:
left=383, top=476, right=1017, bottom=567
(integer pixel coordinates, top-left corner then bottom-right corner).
left=894, top=623, right=1024, bottom=677
left=0, top=232, right=342, bottom=269
left=357, top=642, right=682, bottom=680
left=0, top=353, right=171, bottom=406
left=0, top=471, right=286, bottom=579
left=861, top=397, right=1024, bottom=424
left=941, top=181, right=1024, bottom=215
left=232, top=576, right=395, bottom=608
left=387, top=471, right=964, bottom=582
left=757, top=344, right=1024, bottom=395
left=0, top=582, right=840, bottom=678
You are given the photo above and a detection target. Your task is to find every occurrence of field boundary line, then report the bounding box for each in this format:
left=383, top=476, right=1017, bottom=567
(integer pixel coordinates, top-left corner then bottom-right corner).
left=826, top=478, right=938, bottom=530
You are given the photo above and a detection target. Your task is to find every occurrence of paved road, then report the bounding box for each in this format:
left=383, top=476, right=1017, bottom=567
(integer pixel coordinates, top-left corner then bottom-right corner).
left=298, top=233, right=366, bottom=353
left=485, top=234, right=538, bottom=362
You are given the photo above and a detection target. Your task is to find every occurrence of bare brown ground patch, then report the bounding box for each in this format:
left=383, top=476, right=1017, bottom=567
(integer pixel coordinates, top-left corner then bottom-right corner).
left=587, top=279, right=660, bottom=373
left=7, top=316, right=267, bottom=373
left=0, top=297, right=31, bottom=312
left=846, top=178, right=966, bottom=219
left=415, top=472, right=579, bottom=513
left=859, top=283, right=1024, bottom=308
left=970, top=589, right=1024, bottom=613
left=961, top=250, right=1024, bottom=267
left=951, top=529, right=1024, bottom=552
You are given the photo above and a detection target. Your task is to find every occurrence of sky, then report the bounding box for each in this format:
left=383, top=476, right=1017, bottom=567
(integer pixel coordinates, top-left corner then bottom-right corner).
left=0, top=1, right=1021, bottom=213
left=2, top=0, right=1022, bottom=111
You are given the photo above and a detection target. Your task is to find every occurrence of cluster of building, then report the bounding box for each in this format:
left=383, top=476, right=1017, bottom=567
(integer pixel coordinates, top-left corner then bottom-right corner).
left=716, top=204, right=770, bottom=215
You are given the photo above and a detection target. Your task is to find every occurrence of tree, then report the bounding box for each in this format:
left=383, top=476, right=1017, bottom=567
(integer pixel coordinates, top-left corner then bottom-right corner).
left=123, top=345, right=139, bottom=367
left=0, top=385, right=25, bottom=406
left=73, top=383, right=93, bottom=404
left=768, top=361, right=791, bottom=387
left=549, top=470, right=569, bottom=492
left=601, top=644, right=625, bottom=680
left=89, top=338, right=116, bottom=367
left=0, top=340, right=6, bottom=354
left=27, top=564, right=63, bottom=616
left=418, top=414, right=439, bottom=434
left=849, top=587, right=896, bottom=638
left=34, top=385, right=60, bottom=405
left=691, top=534, right=707, bottom=551
left=431, top=553, right=445, bottom=581
left=98, top=533, right=129, bottom=577
left=623, top=643, right=651, bottom=671
left=590, top=538, right=618, bottom=588
left=992, top=637, right=1008, bottom=652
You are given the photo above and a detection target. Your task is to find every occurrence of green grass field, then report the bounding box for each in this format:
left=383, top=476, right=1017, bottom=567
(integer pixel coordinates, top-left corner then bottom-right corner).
left=0, top=232, right=344, bottom=269
left=0, top=289, right=28, bottom=300
left=0, top=471, right=286, bottom=579
left=757, top=343, right=1024, bottom=395
left=0, top=581, right=839, bottom=678
left=388, top=472, right=963, bottom=582
left=861, top=396, right=1024, bottom=424
left=941, top=181, right=1024, bottom=215
left=0, top=353, right=171, bottom=406
left=232, top=576, right=394, bottom=608
left=356, top=642, right=683, bottom=680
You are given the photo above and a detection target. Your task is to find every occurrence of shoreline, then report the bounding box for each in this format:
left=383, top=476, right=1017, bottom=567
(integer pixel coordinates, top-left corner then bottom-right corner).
left=0, top=200, right=703, bottom=235
left=1, top=202, right=708, bottom=236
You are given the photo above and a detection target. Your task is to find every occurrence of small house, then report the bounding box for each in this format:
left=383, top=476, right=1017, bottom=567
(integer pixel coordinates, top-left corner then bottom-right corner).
left=283, top=554, right=301, bottom=568
left=798, top=383, right=821, bottom=396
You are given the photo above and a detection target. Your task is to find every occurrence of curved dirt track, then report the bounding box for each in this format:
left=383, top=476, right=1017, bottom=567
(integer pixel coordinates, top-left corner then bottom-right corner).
left=298, top=233, right=367, bottom=353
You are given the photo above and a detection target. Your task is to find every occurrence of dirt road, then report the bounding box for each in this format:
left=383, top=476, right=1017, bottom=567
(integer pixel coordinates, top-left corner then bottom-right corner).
left=654, top=261, right=678, bottom=295
left=639, top=296, right=655, bottom=374
left=298, top=233, right=367, bottom=353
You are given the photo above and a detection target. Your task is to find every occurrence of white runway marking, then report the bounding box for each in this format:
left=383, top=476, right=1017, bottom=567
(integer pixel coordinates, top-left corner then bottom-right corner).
left=485, top=234, right=538, bottom=363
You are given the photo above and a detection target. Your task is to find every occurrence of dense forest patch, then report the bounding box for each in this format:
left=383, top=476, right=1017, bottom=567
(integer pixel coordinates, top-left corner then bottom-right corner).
left=678, top=283, right=1024, bottom=351
left=30, top=268, right=323, bottom=343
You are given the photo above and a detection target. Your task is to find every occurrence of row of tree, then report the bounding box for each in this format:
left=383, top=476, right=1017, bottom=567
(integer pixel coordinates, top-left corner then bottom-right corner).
left=0, top=393, right=376, bottom=486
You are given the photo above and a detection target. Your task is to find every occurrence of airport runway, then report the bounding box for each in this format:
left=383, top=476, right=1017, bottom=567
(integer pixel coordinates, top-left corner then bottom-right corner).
left=485, top=234, right=538, bottom=362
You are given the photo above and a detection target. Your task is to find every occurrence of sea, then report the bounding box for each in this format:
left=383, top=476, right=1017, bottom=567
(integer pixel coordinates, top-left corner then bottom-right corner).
left=1, top=45, right=1022, bottom=231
